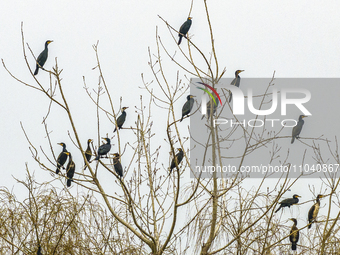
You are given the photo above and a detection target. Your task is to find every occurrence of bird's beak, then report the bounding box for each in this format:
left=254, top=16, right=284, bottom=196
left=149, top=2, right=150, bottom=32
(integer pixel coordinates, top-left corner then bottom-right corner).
left=298, top=195, right=301, bottom=197
left=191, top=95, right=196, bottom=98
left=239, top=70, right=245, bottom=73
left=48, top=40, right=53, bottom=44
left=302, top=115, right=308, bottom=118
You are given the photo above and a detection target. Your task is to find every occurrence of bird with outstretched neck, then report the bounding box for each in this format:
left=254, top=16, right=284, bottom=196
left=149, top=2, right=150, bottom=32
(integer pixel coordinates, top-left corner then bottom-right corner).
left=114, top=107, right=128, bottom=132
left=275, top=194, right=300, bottom=213
left=289, top=218, right=299, bottom=251
left=308, top=194, right=324, bottom=229
left=34, top=40, right=53, bottom=75
left=229, top=70, right=244, bottom=103
left=56, top=143, right=68, bottom=174
left=291, top=115, right=307, bottom=144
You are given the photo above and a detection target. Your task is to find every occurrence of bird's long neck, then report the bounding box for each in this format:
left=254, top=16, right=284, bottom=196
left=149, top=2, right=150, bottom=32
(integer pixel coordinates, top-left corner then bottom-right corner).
left=62, top=145, right=67, bottom=151
left=316, top=198, right=320, bottom=205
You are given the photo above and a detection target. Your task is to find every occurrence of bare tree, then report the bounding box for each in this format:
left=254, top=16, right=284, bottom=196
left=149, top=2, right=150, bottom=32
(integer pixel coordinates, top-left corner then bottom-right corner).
left=1, top=1, right=340, bottom=254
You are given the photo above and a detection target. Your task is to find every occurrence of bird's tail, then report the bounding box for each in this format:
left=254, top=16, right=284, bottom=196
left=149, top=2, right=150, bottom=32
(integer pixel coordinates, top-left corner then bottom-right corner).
left=37, top=245, right=42, bottom=255
left=34, top=65, right=39, bottom=75
left=291, top=136, right=295, bottom=144
left=178, top=35, right=183, bottom=45
left=114, top=127, right=117, bottom=132
left=95, top=155, right=99, bottom=160
left=308, top=221, right=312, bottom=229
left=274, top=206, right=281, bottom=213
left=67, top=178, right=72, bottom=187
left=56, top=168, right=60, bottom=174
left=229, top=93, right=233, bottom=103
left=180, top=116, right=183, bottom=122
left=292, top=243, right=297, bottom=250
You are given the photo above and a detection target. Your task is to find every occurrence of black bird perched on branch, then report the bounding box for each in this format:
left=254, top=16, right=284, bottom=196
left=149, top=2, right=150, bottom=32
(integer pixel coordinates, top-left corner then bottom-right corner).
left=308, top=194, right=324, bottom=229
left=65, top=152, right=75, bottom=187
left=275, top=194, right=300, bottom=213
left=178, top=17, right=192, bottom=45
left=34, top=40, right=53, bottom=75
left=84, top=139, right=93, bottom=170
left=291, top=115, right=308, bottom=144
left=181, top=95, right=195, bottom=121
left=169, top=148, right=184, bottom=174
left=37, top=245, right=42, bottom=255
left=201, top=96, right=219, bottom=120
left=289, top=218, right=299, bottom=251
left=56, top=142, right=68, bottom=174
left=114, top=107, right=128, bottom=132
left=113, top=153, right=123, bottom=178
left=95, top=138, right=111, bottom=160
left=229, top=70, right=244, bottom=103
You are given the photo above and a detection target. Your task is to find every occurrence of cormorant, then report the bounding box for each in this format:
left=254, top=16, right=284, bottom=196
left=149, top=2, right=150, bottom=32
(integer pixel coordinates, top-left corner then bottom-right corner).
left=308, top=194, right=324, bottom=229
left=291, top=115, right=307, bottom=144
left=114, top=107, right=128, bottom=132
left=180, top=95, right=195, bottom=121
left=95, top=138, right=111, bottom=160
left=201, top=96, right=219, bottom=120
left=113, top=153, right=123, bottom=178
left=84, top=139, right=93, bottom=170
left=169, top=148, right=184, bottom=174
left=275, top=194, right=300, bottom=213
left=34, top=40, right=53, bottom=75
left=64, top=152, right=75, bottom=187
left=178, top=17, right=192, bottom=45
left=229, top=70, right=244, bottom=103
left=289, top=218, right=299, bottom=251
left=37, top=245, right=42, bottom=255
left=56, top=142, right=68, bottom=174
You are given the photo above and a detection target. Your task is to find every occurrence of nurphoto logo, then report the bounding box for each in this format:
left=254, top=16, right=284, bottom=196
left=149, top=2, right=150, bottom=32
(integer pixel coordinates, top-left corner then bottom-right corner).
left=196, top=80, right=312, bottom=128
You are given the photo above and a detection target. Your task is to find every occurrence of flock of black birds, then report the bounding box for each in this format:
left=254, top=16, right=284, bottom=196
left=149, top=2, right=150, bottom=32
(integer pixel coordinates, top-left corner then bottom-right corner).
left=275, top=194, right=325, bottom=250
left=32, top=18, right=194, bottom=187
left=34, top=17, right=313, bottom=253
left=55, top=137, right=124, bottom=187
